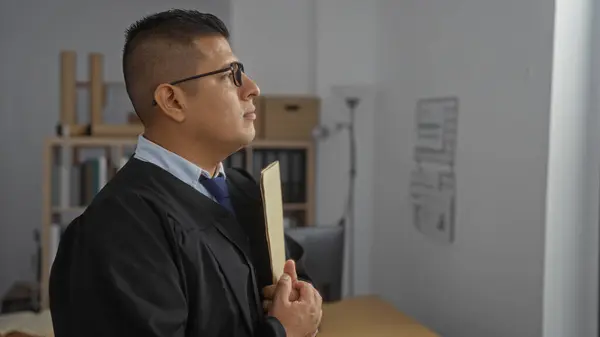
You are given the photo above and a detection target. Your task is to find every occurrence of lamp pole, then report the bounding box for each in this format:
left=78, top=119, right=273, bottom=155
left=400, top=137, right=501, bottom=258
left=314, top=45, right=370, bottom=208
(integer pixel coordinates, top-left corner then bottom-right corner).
left=342, top=97, right=359, bottom=297
left=311, top=95, right=360, bottom=298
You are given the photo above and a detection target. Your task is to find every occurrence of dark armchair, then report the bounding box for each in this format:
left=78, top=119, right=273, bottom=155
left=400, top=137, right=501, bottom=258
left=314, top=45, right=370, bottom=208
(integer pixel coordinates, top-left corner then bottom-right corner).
left=285, top=225, right=345, bottom=302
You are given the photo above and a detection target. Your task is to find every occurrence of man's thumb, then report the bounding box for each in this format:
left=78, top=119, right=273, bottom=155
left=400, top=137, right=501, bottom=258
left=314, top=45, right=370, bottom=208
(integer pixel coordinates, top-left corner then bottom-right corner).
left=274, top=273, right=293, bottom=303
left=283, top=260, right=297, bottom=282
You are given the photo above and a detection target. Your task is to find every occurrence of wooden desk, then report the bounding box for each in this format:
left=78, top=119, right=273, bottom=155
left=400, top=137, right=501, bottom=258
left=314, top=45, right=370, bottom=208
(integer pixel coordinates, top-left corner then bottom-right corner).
left=0, top=309, right=53, bottom=337
left=0, top=296, right=439, bottom=337
left=319, top=295, right=439, bottom=337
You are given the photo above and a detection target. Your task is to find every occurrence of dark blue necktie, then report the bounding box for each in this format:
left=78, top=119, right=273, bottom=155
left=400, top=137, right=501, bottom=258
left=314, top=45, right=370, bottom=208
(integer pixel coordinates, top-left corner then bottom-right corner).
left=200, top=175, right=235, bottom=214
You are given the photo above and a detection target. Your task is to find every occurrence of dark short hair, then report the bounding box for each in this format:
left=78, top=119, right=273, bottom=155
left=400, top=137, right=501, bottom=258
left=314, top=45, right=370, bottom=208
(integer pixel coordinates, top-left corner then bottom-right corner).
left=122, top=9, right=230, bottom=118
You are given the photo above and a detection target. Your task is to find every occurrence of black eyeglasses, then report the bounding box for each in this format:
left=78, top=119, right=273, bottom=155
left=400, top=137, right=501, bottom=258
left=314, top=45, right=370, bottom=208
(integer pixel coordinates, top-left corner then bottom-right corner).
left=152, top=61, right=245, bottom=106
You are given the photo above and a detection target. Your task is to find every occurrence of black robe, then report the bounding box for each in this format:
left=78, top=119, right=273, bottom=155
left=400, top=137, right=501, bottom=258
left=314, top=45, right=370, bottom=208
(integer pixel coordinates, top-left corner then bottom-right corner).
left=49, top=157, right=311, bottom=337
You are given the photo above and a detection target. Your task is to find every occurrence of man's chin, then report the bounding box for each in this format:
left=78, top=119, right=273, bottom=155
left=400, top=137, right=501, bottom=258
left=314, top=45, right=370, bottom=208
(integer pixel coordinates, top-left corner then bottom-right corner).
left=229, top=132, right=255, bottom=151
left=242, top=134, right=256, bottom=146
left=242, top=126, right=256, bottom=143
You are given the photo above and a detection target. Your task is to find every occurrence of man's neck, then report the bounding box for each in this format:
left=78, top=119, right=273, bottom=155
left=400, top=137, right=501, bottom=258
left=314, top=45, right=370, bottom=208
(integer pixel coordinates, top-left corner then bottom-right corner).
left=142, top=131, right=223, bottom=177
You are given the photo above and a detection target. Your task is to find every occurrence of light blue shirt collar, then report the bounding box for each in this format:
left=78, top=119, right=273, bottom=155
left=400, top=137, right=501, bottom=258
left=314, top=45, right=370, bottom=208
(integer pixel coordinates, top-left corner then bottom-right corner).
left=133, top=135, right=226, bottom=191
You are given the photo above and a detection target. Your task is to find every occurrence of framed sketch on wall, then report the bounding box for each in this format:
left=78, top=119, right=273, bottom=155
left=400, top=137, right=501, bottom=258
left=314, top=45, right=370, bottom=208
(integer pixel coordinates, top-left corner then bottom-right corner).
left=411, top=96, right=459, bottom=244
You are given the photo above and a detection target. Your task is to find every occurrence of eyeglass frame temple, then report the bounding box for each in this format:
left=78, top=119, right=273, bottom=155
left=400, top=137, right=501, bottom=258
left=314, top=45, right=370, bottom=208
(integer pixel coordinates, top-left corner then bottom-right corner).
left=151, top=63, right=242, bottom=106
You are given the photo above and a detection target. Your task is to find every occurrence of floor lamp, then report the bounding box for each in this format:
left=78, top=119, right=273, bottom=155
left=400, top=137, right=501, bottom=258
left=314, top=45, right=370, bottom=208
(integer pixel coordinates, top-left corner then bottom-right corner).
left=313, top=96, right=360, bottom=297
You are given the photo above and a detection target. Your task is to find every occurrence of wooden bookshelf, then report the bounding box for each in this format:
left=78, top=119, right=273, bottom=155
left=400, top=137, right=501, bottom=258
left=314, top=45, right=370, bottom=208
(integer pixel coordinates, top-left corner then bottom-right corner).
left=39, top=135, right=316, bottom=310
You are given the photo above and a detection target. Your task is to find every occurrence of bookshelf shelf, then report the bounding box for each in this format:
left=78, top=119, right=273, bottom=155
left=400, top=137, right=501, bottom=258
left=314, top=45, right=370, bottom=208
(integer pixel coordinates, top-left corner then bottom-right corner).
left=47, top=136, right=313, bottom=148
left=50, top=203, right=307, bottom=216
left=40, top=135, right=316, bottom=310
left=50, top=206, right=86, bottom=214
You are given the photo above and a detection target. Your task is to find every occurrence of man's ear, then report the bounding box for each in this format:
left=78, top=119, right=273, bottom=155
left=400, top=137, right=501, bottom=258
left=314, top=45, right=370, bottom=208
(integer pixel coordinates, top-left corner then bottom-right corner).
left=154, top=84, right=186, bottom=123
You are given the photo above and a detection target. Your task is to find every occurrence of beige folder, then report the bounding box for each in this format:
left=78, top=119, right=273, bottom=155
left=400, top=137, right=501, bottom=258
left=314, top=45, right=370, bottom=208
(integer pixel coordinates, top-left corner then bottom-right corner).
left=260, top=161, right=287, bottom=284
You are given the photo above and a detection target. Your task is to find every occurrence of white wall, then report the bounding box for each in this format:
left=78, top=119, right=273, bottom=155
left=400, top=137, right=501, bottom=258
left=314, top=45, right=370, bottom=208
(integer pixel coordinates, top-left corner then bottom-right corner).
left=230, top=0, right=378, bottom=297
left=313, top=0, right=378, bottom=297
left=0, top=0, right=230, bottom=302
left=229, top=0, right=315, bottom=95
left=543, top=0, right=599, bottom=335
left=372, top=0, right=560, bottom=336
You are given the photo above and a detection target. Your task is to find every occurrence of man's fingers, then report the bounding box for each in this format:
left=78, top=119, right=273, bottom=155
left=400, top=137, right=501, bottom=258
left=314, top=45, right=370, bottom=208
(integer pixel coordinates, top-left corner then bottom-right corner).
left=317, top=308, right=323, bottom=326
left=268, top=281, right=300, bottom=302
left=289, top=288, right=300, bottom=302
left=314, top=288, right=323, bottom=326
left=297, top=281, right=316, bottom=304
left=283, top=259, right=297, bottom=282
left=262, top=300, right=272, bottom=312
left=273, top=273, right=293, bottom=304
left=314, top=287, right=323, bottom=308
left=262, top=285, right=276, bottom=299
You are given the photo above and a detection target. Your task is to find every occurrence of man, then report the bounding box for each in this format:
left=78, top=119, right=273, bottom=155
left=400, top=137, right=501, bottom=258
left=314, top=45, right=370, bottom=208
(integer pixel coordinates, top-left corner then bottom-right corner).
left=49, top=9, right=322, bottom=337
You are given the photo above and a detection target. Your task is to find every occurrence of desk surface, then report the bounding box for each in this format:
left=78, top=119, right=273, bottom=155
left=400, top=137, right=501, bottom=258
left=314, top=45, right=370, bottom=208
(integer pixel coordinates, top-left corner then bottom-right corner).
left=319, top=295, right=439, bottom=337
left=0, top=309, right=52, bottom=337
left=0, top=295, right=439, bottom=337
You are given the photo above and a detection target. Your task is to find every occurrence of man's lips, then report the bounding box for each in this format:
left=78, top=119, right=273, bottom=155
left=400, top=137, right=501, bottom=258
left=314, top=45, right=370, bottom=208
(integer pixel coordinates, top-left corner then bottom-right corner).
left=243, top=110, right=256, bottom=120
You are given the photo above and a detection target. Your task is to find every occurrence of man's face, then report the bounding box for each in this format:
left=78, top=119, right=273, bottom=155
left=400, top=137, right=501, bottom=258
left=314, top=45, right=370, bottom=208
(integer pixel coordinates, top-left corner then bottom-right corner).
left=181, top=35, right=260, bottom=150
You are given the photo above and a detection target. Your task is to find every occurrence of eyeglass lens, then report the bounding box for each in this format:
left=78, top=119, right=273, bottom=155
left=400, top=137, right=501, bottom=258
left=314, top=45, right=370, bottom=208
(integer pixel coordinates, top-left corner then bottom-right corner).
left=233, top=62, right=244, bottom=87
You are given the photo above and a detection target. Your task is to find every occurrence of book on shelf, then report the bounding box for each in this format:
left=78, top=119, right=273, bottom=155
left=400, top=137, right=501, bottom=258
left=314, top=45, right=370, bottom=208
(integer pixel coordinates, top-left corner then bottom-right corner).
left=222, top=150, right=246, bottom=170
left=79, top=156, right=107, bottom=205
left=247, top=148, right=306, bottom=204
left=51, top=150, right=133, bottom=210
left=51, top=147, right=310, bottom=228
left=49, top=223, right=63, bottom=267
left=245, top=148, right=308, bottom=228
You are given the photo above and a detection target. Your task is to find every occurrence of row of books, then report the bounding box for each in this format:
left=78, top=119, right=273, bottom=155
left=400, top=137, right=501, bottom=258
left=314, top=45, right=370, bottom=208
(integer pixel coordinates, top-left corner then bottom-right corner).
left=51, top=149, right=309, bottom=208
left=224, top=149, right=307, bottom=203
left=51, top=154, right=124, bottom=208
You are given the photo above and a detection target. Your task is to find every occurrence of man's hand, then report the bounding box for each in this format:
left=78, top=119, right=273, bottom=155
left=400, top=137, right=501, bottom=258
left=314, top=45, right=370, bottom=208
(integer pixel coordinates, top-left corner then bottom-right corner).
left=263, top=260, right=300, bottom=312
left=268, top=272, right=323, bottom=337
